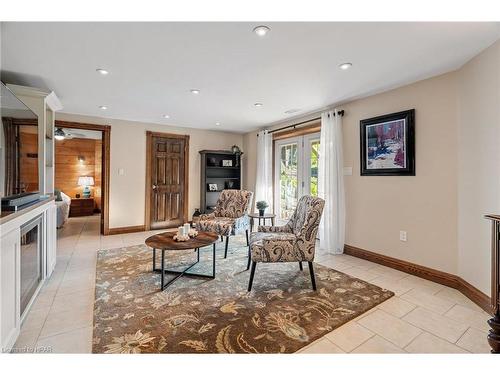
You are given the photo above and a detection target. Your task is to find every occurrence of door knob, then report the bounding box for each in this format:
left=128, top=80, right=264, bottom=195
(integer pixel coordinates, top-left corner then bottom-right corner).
left=152, top=184, right=157, bottom=190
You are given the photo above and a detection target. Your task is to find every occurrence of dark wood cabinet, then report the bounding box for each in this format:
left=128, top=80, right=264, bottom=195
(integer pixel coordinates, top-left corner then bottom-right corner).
left=199, top=150, right=242, bottom=214
left=70, top=198, right=95, bottom=217
left=485, top=214, right=500, bottom=353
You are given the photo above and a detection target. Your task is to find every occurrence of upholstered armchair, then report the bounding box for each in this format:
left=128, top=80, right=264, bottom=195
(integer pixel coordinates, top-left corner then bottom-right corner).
left=247, top=195, right=325, bottom=291
left=196, top=189, right=253, bottom=258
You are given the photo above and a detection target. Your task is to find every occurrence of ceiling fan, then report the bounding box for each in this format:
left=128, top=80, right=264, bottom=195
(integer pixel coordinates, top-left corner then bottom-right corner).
left=54, top=127, right=87, bottom=140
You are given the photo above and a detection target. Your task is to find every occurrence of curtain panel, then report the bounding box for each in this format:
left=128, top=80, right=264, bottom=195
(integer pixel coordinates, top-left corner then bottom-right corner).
left=318, top=110, right=345, bottom=254
left=254, top=130, right=273, bottom=213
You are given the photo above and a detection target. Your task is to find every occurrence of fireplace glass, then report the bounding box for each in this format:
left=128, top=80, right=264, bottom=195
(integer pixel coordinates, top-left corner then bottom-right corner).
left=20, top=215, right=43, bottom=315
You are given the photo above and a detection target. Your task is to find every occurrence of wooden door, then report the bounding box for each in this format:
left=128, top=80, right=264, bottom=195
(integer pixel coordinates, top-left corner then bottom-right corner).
left=146, top=132, right=189, bottom=229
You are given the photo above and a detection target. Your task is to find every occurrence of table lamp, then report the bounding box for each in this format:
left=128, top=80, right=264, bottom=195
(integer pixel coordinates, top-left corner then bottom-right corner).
left=77, top=176, right=94, bottom=198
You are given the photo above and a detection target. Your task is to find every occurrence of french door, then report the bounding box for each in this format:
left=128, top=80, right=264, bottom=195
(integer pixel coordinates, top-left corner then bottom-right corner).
left=274, top=132, right=320, bottom=221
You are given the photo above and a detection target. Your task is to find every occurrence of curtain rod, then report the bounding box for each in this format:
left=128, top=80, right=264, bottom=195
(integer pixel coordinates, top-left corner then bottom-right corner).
left=258, top=110, right=344, bottom=136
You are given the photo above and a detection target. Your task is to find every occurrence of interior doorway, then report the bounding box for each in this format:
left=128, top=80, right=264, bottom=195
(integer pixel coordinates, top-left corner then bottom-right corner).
left=145, top=131, right=189, bottom=230
left=274, top=132, right=320, bottom=221
left=54, top=120, right=111, bottom=235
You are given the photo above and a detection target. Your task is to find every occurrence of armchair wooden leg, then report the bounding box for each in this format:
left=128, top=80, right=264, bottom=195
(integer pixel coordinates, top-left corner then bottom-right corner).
left=299, top=262, right=303, bottom=271
left=248, top=262, right=257, bottom=291
left=245, top=229, right=249, bottom=246
left=308, top=262, right=317, bottom=291
left=220, top=236, right=224, bottom=242
left=224, top=236, right=229, bottom=258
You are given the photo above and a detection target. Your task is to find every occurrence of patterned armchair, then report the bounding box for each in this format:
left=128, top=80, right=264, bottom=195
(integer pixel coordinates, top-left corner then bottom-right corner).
left=196, top=189, right=253, bottom=259
left=248, top=195, right=325, bottom=291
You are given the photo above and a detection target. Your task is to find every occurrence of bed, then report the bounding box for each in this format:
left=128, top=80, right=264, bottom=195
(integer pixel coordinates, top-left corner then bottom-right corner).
left=55, top=191, right=71, bottom=228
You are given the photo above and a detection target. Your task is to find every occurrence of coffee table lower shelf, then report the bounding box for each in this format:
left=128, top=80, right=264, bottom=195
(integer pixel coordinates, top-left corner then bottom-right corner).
left=152, top=244, right=216, bottom=290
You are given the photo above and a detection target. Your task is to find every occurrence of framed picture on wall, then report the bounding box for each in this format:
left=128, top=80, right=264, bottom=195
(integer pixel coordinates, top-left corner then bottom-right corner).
left=360, top=109, right=415, bottom=176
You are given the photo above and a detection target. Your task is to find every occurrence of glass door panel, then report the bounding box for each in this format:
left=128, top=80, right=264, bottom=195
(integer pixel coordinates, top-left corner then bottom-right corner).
left=307, top=138, right=320, bottom=197
left=303, top=134, right=320, bottom=197
left=274, top=133, right=320, bottom=221
left=275, top=138, right=300, bottom=220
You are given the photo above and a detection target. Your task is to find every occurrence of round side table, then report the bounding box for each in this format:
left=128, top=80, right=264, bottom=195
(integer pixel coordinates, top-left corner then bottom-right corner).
left=248, top=213, right=276, bottom=232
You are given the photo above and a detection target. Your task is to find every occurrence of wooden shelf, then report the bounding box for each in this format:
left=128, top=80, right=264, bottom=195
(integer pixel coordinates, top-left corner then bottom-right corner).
left=206, top=166, right=239, bottom=170
left=200, top=150, right=242, bottom=214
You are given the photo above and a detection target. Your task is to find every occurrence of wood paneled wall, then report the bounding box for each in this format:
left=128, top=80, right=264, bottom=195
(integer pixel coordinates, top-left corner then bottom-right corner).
left=94, top=140, right=102, bottom=211
left=19, top=132, right=38, bottom=192
left=55, top=138, right=102, bottom=210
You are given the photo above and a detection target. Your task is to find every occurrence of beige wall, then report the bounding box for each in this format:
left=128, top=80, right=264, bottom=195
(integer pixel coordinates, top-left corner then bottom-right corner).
left=245, top=74, right=460, bottom=274
left=342, top=73, right=459, bottom=274
left=457, top=40, right=500, bottom=294
left=243, top=40, right=500, bottom=294
left=56, top=113, right=244, bottom=229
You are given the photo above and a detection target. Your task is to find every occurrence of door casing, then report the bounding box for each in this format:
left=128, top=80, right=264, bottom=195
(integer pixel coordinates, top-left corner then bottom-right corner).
left=145, top=131, right=189, bottom=230
left=55, top=120, right=111, bottom=235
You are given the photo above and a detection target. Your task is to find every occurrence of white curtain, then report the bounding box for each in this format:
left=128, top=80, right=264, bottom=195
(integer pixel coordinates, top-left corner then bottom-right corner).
left=318, top=109, right=345, bottom=254
left=254, top=130, right=273, bottom=213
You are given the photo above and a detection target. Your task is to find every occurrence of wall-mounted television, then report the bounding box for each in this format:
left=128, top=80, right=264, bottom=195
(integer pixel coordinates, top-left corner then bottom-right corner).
left=0, top=82, right=39, bottom=198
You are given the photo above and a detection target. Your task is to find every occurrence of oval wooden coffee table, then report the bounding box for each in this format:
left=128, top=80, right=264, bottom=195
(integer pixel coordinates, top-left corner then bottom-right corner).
left=145, top=231, right=219, bottom=291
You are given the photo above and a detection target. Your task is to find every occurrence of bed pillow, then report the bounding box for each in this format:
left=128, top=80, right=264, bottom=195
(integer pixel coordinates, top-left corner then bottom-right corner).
left=60, top=191, right=71, bottom=204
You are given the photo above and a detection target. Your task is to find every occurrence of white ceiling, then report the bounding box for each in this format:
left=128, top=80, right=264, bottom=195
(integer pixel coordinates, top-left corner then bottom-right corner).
left=1, top=22, right=499, bottom=133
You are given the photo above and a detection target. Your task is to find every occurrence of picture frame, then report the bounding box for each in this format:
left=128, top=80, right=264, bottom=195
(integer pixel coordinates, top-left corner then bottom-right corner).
left=360, top=109, right=415, bottom=176
left=221, top=159, right=233, bottom=167
left=207, top=183, right=218, bottom=191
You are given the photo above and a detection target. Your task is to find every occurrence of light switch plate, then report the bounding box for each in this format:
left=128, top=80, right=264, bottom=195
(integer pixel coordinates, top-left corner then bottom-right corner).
left=118, top=168, right=124, bottom=176
left=343, top=167, right=353, bottom=176
left=400, top=231, right=407, bottom=242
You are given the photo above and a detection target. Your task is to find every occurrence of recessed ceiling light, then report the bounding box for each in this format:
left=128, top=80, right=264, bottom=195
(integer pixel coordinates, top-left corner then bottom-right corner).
left=215, top=122, right=220, bottom=126
left=99, top=105, right=108, bottom=110
left=339, top=62, right=352, bottom=70
left=96, top=68, right=109, bottom=75
left=253, top=25, right=270, bottom=37
left=190, top=89, right=200, bottom=94
left=254, top=103, right=263, bottom=107
left=285, top=108, right=301, bottom=114
left=162, top=114, right=170, bottom=119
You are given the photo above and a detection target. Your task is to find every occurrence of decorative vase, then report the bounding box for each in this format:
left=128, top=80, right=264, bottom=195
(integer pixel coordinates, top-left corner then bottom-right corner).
left=231, top=145, right=242, bottom=167
left=192, top=208, right=201, bottom=226
left=259, top=209, right=265, bottom=216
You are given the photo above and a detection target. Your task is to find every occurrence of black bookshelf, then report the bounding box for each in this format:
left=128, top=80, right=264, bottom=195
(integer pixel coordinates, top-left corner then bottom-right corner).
left=199, top=150, right=242, bottom=213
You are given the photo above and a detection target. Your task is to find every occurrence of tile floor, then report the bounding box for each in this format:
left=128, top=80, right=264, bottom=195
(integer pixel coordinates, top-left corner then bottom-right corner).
left=13, top=215, right=491, bottom=354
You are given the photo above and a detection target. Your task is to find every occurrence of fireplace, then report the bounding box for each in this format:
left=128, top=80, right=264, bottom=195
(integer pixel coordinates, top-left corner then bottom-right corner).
left=20, top=214, right=43, bottom=315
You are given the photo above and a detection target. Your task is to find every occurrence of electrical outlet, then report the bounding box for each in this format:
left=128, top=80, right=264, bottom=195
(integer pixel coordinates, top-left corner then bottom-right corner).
left=399, top=231, right=407, bottom=242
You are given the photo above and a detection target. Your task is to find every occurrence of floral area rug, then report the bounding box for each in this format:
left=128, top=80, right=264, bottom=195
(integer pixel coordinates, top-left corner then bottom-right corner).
left=92, top=236, right=393, bottom=353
